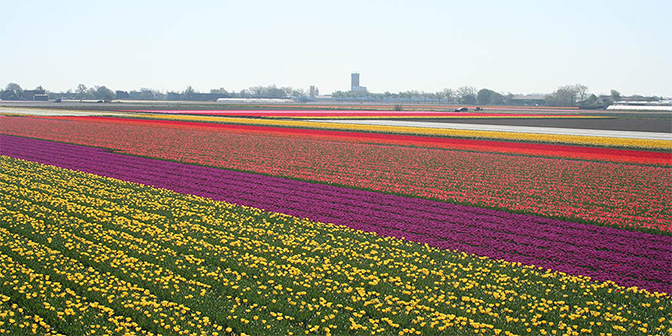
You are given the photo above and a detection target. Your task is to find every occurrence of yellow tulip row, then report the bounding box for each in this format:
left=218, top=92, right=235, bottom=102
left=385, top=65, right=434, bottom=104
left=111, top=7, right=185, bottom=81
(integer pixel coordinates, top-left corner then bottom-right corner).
left=0, top=247, right=152, bottom=335
left=0, top=185, right=291, bottom=335
left=137, top=114, right=672, bottom=150
left=3, top=166, right=465, bottom=335
left=1, top=156, right=670, bottom=336
left=0, top=293, right=64, bottom=335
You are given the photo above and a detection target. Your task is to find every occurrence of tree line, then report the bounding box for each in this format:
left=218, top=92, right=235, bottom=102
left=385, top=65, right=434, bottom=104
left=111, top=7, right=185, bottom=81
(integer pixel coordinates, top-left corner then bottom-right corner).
left=0, top=83, right=311, bottom=102
left=334, top=86, right=520, bottom=105
left=1, top=82, right=660, bottom=107
left=1, top=83, right=117, bottom=102
left=327, top=85, right=654, bottom=107
left=332, top=86, right=490, bottom=104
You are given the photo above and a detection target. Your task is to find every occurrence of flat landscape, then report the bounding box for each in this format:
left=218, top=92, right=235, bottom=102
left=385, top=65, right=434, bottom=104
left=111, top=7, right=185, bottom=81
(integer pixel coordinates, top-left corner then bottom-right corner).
left=0, top=103, right=670, bottom=336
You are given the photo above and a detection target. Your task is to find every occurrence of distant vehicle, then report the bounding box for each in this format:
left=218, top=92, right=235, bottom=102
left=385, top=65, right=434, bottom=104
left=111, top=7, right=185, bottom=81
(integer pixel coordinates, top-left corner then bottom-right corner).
left=475, top=107, right=482, bottom=111
left=454, top=107, right=468, bottom=112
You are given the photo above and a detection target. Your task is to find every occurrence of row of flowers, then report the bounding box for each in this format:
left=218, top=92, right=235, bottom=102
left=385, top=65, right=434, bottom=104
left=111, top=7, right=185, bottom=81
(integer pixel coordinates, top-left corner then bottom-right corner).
left=1, top=117, right=669, bottom=232
left=0, top=293, right=64, bottom=335
left=0, top=250, right=158, bottom=336
left=43, top=116, right=672, bottom=166
left=110, top=113, right=672, bottom=149
left=2, top=135, right=670, bottom=295
left=1, top=155, right=670, bottom=336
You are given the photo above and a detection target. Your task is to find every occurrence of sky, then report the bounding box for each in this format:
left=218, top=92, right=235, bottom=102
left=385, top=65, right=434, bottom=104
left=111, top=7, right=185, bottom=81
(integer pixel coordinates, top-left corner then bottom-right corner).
left=1, top=0, right=671, bottom=96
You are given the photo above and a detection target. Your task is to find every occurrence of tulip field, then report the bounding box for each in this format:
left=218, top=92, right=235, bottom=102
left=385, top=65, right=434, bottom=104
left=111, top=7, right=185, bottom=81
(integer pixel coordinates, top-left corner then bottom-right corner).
left=123, top=110, right=599, bottom=119
left=0, top=110, right=671, bottom=335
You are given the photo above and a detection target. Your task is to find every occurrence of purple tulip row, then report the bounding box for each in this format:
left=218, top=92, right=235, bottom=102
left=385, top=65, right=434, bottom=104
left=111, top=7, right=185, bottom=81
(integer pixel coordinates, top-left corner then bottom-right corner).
left=2, top=134, right=670, bottom=294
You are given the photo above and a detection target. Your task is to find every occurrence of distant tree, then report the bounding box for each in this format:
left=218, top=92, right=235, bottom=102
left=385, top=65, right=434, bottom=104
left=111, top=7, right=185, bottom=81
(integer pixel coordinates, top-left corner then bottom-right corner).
left=153, top=90, right=167, bottom=100
left=94, top=86, right=115, bottom=102
left=290, top=88, right=307, bottom=99
left=209, top=88, right=232, bottom=98
left=546, top=85, right=579, bottom=107
left=280, top=86, right=293, bottom=98
left=74, top=84, right=95, bottom=99
left=332, top=89, right=368, bottom=99
left=1, top=82, right=23, bottom=100
left=490, top=91, right=506, bottom=105
left=131, top=88, right=156, bottom=100
left=426, top=92, right=440, bottom=101
left=460, top=95, right=476, bottom=105
left=407, top=90, right=422, bottom=100
left=610, top=89, right=621, bottom=101
left=46, top=90, right=64, bottom=100
left=7, top=83, right=23, bottom=91
left=247, top=85, right=278, bottom=98
left=210, top=88, right=227, bottom=94
left=75, top=84, right=86, bottom=98
left=440, top=88, right=455, bottom=102
left=574, top=84, right=589, bottom=102
left=457, top=86, right=476, bottom=97
left=183, top=86, right=196, bottom=100
left=457, top=86, right=477, bottom=104
left=477, top=88, right=497, bottom=105
left=249, top=86, right=262, bottom=97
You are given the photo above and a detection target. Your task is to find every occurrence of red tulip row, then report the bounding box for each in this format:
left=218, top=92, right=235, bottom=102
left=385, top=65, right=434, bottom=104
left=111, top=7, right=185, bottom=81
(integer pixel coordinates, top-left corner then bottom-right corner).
left=41, top=116, right=672, bottom=166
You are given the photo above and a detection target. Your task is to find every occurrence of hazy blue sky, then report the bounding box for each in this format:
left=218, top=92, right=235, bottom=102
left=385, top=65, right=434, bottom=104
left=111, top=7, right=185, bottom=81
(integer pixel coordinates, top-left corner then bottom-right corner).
left=2, top=0, right=670, bottom=96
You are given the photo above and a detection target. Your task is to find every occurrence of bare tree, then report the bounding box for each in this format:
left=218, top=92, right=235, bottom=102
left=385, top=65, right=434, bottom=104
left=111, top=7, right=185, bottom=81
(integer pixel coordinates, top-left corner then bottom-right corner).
left=75, top=84, right=92, bottom=99
left=457, top=86, right=476, bottom=97
left=457, top=86, right=477, bottom=104
left=183, top=86, right=196, bottom=100
left=573, top=84, right=588, bottom=102
left=546, top=85, right=579, bottom=107
left=440, top=88, right=455, bottom=102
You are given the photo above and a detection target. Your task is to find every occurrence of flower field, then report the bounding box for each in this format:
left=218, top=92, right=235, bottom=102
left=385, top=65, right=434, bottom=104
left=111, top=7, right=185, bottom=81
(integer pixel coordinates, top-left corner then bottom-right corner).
left=1, top=156, right=671, bottom=336
left=1, top=116, right=670, bottom=231
left=88, top=114, right=672, bottom=149
left=123, top=110, right=600, bottom=119
left=3, top=133, right=671, bottom=292
left=1, top=110, right=671, bottom=335
left=38, top=116, right=672, bottom=165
